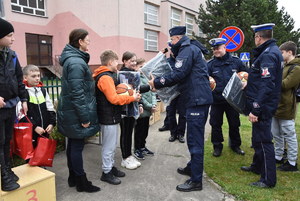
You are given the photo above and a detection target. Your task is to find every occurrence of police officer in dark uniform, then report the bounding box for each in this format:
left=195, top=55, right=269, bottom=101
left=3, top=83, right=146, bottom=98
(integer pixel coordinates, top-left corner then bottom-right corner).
left=241, top=23, right=283, bottom=188
left=149, top=26, right=213, bottom=192
left=167, top=54, right=187, bottom=143
left=207, top=38, right=247, bottom=157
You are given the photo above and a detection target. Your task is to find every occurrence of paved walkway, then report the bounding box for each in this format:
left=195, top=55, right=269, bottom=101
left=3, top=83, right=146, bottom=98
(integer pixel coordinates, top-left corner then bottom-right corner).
left=48, top=112, right=234, bottom=201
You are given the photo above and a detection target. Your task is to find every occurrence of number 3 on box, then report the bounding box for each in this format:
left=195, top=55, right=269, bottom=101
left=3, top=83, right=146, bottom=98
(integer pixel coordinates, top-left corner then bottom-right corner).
left=27, top=189, right=38, bottom=201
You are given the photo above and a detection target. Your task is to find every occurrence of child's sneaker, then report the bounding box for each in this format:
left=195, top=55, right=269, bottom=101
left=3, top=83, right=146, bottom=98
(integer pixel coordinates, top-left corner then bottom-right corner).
left=111, top=166, right=125, bottom=177
left=134, top=149, right=145, bottom=160
left=100, top=170, right=121, bottom=185
left=129, top=155, right=141, bottom=167
left=121, top=157, right=137, bottom=170
left=277, top=161, right=298, bottom=172
left=141, top=147, right=154, bottom=156
left=275, top=158, right=284, bottom=164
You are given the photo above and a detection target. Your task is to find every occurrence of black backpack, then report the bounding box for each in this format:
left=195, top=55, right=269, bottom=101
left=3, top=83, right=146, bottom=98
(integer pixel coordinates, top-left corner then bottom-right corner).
left=287, top=64, right=300, bottom=102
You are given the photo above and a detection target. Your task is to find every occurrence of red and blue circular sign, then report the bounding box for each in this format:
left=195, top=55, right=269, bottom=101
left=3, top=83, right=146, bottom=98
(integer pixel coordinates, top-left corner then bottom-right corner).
left=219, top=26, right=244, bottom=52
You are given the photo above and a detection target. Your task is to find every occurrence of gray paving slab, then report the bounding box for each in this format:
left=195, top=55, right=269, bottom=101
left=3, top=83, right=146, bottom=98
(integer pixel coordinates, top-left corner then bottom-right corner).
left=48, top=112, right=231, bottom=201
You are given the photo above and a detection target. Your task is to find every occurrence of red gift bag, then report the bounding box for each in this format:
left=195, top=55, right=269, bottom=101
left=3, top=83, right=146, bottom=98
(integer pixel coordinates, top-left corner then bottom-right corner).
left=29, top=136, right=57, bottom=167
left=13, top=115, right=34, bottom=160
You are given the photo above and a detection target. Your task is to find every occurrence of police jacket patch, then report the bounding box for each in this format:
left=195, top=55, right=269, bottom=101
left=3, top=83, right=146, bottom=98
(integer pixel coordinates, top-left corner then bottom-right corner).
left=175, top=59, right=183, bottom=68
left=261, top=67, right=271, bottom=78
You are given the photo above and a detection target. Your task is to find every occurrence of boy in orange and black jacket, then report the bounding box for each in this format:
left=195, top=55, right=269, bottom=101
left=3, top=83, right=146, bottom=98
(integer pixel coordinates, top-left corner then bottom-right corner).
left=93, top=50, right=140, bottom=186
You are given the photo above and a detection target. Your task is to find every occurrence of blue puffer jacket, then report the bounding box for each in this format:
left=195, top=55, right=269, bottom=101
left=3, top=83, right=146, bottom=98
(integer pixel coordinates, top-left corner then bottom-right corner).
left=208, top=52, right=247, bottom=104
left=154, top=36, right=213, bottom=107
left=245, top=39, right=283, bottom=119
left=57, top=44, right=99, bottom=139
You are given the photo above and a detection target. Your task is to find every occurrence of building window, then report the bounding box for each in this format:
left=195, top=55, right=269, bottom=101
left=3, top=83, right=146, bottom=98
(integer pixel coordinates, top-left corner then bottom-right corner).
left=26, top=33, right=52, bottom=66
left=11, top=0, right=46, bottom=17
left=144, top=3, right=158, bottom=25
left=0, top=0, right=4, bottom=17
left=144, top=30, right=158, bottom=51
left=185, top=13, right=194, bottom=36
left=171, top=8, right=181, bottom=28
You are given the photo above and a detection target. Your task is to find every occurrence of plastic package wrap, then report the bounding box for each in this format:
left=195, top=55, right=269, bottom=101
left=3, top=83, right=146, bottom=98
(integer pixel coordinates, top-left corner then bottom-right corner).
left=118, top=71, right=140, bottom=118
left=222, top=73, right=247, bottom=115
left=140, top=52, right=179, bottom=104
left=118, top=71, right=140, bottom=90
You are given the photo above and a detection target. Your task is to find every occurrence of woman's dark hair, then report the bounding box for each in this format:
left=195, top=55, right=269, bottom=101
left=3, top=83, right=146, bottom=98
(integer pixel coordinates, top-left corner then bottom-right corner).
left=69, top=29, right=89, bottom=48
left=122, top=51, right=136, bottom=63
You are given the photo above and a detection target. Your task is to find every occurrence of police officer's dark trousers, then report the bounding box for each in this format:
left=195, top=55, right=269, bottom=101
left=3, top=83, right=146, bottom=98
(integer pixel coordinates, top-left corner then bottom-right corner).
left=251, top=118, right=276, bottom=187
left=169, top=95, right=186, bottom=137
left=185, top=105, right=209, bottom=183
left=210, top=103, right=241, bottom=149
left=162, top=105, right=170, bottom=128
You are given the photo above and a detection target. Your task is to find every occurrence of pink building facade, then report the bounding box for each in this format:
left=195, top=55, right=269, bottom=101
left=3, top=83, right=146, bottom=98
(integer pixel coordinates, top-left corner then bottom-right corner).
left=1, top=0, right=204, bottom=74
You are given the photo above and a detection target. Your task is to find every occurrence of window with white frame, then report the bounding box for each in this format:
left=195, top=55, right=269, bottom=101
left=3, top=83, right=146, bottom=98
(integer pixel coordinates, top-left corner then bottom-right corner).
left=185, top=13, right=194, bottom=36
left=0, top=0, right=4, bottom=17
left=170, top=8, right=181, bottom=28
left=144, top=3, right=158, bottom=25
left=11, top=0, right=46, bottom=17
left=144, top=30, right=158, bottom=51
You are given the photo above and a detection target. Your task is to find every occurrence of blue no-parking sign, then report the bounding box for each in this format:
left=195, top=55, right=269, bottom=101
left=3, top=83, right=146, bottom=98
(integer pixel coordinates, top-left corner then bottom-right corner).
left=219, top=26, right=244, bottom=52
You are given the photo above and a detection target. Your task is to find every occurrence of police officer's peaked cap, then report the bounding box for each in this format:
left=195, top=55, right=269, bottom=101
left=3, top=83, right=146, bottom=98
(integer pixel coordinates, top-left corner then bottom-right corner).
left=209, top=38, right=226, bottom=47
left=169, top=26, right=186, bottom=36
left=0, top=18, right=14, bottom=39
left=251, top=23, right=275, bottom=32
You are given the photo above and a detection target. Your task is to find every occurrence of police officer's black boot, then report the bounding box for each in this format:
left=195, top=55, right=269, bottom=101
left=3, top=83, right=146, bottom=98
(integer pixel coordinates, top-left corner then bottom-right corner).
left=159, top=125, right=169, bottom=132
left=178, top=135, right=185, bottom=143
left=231, top=146, right=245, bottom=155
left=213, top=144, right=223, bottom=157
left=177, top=166, right=191, bottom=176
left=1, top=167, right=20, bottom=191
left=169, top=135, right=177, bottom=142
left=176, top=179, right=202, bottom=192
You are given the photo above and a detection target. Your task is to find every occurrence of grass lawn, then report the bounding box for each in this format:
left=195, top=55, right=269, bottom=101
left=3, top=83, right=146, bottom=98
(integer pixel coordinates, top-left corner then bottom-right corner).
left=204, top=109, right=300, bottom=201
